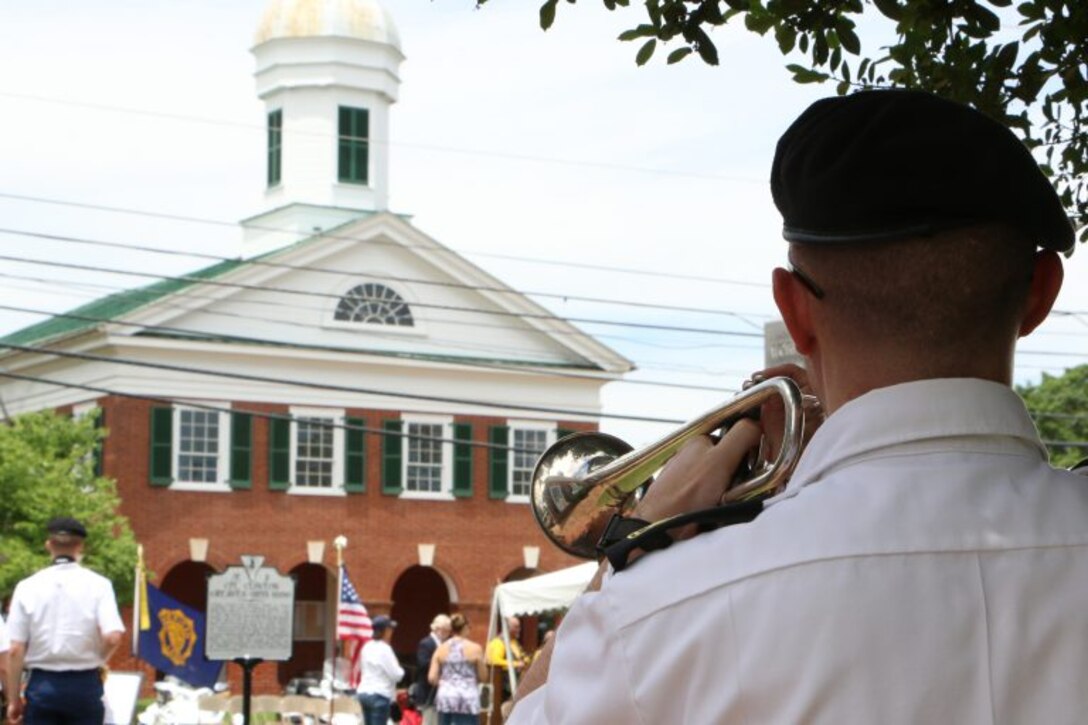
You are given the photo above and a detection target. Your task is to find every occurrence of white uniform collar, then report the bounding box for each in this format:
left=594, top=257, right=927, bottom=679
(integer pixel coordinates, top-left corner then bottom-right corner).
left=766, top=378, right=1047, bottom=507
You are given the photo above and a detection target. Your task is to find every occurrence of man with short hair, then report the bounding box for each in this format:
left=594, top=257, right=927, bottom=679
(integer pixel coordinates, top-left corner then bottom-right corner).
left=414, top=613, right=451, bottom=725
left=510, top=90, right=1088, bottom=723
left=6, top=517, right=125, bottom=724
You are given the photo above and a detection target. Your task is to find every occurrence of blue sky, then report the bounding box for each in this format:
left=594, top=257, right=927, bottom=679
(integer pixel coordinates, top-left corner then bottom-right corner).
left=0, top=0, right=1083, bottom=445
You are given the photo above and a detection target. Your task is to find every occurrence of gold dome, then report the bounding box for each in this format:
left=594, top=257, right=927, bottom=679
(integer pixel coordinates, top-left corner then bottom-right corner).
left=255, top=0, right=401, bottom=49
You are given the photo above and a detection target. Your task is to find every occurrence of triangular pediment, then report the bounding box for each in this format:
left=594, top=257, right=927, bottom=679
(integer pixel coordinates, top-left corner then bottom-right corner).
left=104, top=213, right=632, bottom=374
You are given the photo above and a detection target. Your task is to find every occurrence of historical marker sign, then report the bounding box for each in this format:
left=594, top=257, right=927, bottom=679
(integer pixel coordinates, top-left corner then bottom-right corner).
left=205, top=555, right=295, bottom=661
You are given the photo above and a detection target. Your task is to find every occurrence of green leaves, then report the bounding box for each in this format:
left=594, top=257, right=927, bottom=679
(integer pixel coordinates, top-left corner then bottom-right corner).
left=540, top=0, right=559, bottom=30
left=1017, top=365, right=1088, bottom=468
left=636, top=38, right=658, bottom=65
left=0, top=410, right=138, bottom=602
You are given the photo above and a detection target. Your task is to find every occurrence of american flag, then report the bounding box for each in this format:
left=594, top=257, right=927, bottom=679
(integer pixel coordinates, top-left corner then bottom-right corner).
left=338, top=566, right=373, bottom=687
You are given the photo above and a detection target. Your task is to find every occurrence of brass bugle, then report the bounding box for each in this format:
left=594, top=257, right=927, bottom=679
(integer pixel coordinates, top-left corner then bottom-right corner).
left=530, top=376, right=809, bottom=559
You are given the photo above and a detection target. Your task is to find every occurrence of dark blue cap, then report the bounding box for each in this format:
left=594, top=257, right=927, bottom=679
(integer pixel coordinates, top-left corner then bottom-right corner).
left=46, top=516, right=87, bottom=538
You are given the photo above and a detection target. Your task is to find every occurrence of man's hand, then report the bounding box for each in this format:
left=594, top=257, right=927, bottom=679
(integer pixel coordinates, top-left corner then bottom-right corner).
left=7, top=696, right=23, bottom=724
left=631, top=419, right=762, bottom=539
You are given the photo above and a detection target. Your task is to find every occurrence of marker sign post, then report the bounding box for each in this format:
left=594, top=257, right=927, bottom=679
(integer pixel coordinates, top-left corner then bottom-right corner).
left=206, top=556, right=295, bottom=724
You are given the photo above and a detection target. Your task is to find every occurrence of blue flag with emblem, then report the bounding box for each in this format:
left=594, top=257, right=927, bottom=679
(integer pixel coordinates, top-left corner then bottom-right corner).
left=137, top=582, right=222, bottom=688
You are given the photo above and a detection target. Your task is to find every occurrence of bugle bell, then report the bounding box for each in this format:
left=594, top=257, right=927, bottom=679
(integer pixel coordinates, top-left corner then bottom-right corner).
left=530, top=376, right=810, bottom=559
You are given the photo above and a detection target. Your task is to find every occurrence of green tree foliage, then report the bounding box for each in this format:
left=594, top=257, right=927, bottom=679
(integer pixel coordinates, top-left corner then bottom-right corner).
left=1017, top=364, right=1088, bottom=468
left=0, top=410, right=137, bottom=602
left=480, top=0, right=1087, bottom=245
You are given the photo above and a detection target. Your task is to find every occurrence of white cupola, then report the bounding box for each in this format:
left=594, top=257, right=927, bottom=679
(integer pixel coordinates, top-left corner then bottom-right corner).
left=242, top=0, right=404, bottom=257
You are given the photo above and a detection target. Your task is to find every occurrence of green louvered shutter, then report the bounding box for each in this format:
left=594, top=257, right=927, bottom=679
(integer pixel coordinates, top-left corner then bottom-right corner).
left=345, top=417, right=366, bottom=494
left=382, top=420, right=403, bottom=495
left=229, top=412, right=252, bottom=490
left=268, top=417, right=291, bottom=491
left=488, top=425, right=509, bottom=500
left=452, top=423, right=473, bottom=498
left=149, top=407, right=173, bottom=487
left=93, top=408, right=106, bottom=477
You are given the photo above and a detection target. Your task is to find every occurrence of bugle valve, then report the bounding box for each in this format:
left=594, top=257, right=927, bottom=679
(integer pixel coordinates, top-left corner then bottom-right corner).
left=530, top=376, right=810, bottom=559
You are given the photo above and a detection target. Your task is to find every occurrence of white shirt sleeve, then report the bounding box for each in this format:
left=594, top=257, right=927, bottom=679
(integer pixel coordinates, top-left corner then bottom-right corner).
left=0, top=612, right=9, bottom=653
left=380, top=642, right=405, bottom=682
left=507, top=590, right=642, bottom=725
left=5, top=584, right=28, bottom=644
left=96, top=579, right=125, bottom=635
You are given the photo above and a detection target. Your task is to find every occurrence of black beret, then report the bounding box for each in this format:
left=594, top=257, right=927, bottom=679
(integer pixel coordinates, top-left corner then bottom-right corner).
left=46, top=516, right=88, bottom=538
left=771, top=90, right=1074, bottom=253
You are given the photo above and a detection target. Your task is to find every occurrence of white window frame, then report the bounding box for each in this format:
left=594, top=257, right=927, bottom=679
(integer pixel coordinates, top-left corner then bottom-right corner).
left=289, top=407, right=346, bottom=497
left=506, top=421, right=557, bottom=504
left=171, top=402, right=232, bottom=492
left=400, top=413, right=454, bottom=501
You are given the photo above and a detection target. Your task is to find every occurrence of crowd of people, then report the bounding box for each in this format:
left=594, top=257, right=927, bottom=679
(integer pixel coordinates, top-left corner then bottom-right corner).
left=355, top=610, right=541, bottom=725
left=0, top=514, right=542, bottom=725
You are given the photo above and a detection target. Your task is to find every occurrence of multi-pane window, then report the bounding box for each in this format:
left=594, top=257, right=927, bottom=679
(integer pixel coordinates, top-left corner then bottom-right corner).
left=406, top=422, right=445, bottom=493
left=295, top=416, right=335, bottom=488
left=176, top=407, right=225, bottom=484
left=338, top=106, right=369, bottom=185
left=511, top=428, right=548, bottom=498
left=334, top=283, right=413, bottom=326
left=267, top=109, right=282, bottom=187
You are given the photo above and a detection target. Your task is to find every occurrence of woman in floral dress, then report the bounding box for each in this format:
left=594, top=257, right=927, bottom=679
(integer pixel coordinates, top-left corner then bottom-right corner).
left=428, top=613, right=487, bottom=725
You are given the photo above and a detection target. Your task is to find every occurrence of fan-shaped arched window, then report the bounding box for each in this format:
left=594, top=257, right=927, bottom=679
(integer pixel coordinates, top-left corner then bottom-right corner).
left=334, top=283, right=414, bottom=326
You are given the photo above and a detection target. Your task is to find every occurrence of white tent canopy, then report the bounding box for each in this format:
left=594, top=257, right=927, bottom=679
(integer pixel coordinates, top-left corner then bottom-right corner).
left=486, top=562, right=598, bottom=694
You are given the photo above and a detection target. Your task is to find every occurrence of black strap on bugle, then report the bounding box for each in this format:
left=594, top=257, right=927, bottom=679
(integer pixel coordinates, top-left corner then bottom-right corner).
left=598, top=498, right=766, bottom=572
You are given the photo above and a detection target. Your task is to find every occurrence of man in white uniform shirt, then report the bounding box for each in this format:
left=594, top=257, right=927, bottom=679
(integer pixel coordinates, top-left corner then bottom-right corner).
left=6, top=517, right=124, bottom=725
left=510, top=91, right=1088, bottom=723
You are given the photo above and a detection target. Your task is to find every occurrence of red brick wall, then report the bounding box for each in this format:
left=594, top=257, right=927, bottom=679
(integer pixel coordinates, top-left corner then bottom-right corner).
left=99, top=396, right=593, bottom=695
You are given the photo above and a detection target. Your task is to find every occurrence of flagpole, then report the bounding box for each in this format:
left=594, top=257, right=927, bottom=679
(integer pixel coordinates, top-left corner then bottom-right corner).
left=132, top=544, right=143, bottom=656
left=333, top=535, right=347, bottom=718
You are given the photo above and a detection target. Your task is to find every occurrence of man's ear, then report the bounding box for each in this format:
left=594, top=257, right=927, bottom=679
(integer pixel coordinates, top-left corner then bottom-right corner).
left=1018, top=250, right=1064, bottom=337
left=772, top=267, right=817, bottom=355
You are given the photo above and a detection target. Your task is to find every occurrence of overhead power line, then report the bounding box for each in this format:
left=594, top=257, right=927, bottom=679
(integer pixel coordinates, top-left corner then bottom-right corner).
left=0, top=341, right=685, bottom=425
left=0, top=225, right=768, bottom=326
left=0, top=191, right=772, bottom=288
left=0, top=91, right=764, bottom=184
left=0, top=249, right=764, bottom=339
left=0, top=302, right=744, bottom=395
left=0, top=370, right=553, bottom=455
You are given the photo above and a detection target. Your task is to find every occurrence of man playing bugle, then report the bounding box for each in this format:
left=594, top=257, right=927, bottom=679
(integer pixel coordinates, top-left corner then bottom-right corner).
left=509, top=90, right=1087, bottom=723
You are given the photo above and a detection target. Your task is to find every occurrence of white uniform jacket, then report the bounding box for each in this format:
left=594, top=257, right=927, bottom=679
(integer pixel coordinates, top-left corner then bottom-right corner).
left=6, top=561, right=124, bottom=671
left=512, top=379, right=1088, bottom=724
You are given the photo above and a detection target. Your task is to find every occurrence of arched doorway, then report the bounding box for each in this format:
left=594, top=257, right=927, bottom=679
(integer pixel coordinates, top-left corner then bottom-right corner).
left=389, top=565, right=452, bottom=679
left=161, top=560, right=216, bottom=610
left=279, top=563, right=333, bottom=688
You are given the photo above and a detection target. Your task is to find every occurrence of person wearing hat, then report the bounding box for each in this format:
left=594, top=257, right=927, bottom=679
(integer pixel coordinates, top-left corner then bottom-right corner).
left=5, top=517, right=125, bottom=724
left=508, top=90, right=1088, bottom=723
left=357, top=615, right=404, bottom=725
